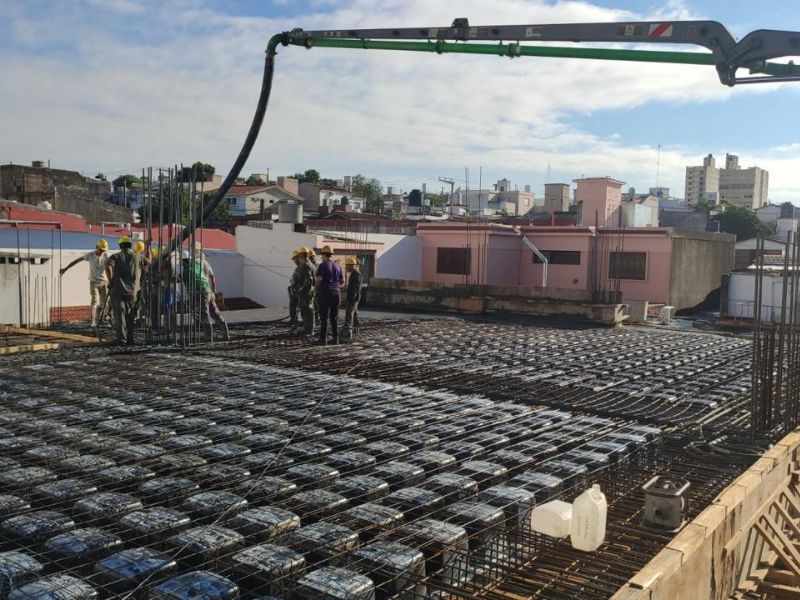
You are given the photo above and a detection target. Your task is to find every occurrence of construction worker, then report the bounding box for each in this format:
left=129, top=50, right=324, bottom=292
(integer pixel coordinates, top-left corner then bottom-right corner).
left=343, top=257, right=362, bottom=342
left=315, top=245, right=344, bottom=345
left=193, top=241, right=217, bottom=292
left=290, top=247, right=315, bottom=337
left=308, top=248, right=320, bottom=330
left=59, top=238, right=110, bottom=327
left=133, top=240, right=146, bottom=254
left=179, top=250, right=230, bottom=341
left=287, top=248, right=301, bottom=328
left=105, top=235, right=149, bottom=345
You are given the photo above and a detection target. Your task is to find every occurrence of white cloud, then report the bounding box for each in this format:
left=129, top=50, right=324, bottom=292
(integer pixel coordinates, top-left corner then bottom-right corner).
left=0, top=0, right=797, bottom=203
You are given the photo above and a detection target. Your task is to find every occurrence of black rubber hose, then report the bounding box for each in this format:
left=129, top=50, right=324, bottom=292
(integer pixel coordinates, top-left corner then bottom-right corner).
left=168, top=34, right=284, bottom=256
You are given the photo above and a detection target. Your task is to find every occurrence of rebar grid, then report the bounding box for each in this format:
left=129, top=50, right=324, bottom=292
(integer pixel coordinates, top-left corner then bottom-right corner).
left=0, top=320, right=774, bottom=599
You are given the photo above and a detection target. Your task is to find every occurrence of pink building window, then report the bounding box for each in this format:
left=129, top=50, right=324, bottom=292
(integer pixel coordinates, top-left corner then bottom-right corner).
left=533, top=250, right=581, bottom=265
left=609, top=251, right=647, bottom=280
left=437, top=248, right=471, bottom=275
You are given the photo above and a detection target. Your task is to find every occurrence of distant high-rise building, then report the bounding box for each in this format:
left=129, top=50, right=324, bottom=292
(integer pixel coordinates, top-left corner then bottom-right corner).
left=718, top=153, right=769, bottom=210
left=684, top=154, right=719, bottom=205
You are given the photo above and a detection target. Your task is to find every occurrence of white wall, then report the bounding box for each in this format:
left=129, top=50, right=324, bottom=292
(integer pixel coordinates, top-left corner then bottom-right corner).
left=368, top=233, right=422, bottom=280
left=204, top=251, right=244, bottom=298
left=236, top=224, right=318, bottom=308
left=727, top=271, right=788, bottom=321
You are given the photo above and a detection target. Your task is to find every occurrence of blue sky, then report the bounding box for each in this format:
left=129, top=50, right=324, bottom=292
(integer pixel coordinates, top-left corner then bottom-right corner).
left=1, top=0, right=799, bottom=203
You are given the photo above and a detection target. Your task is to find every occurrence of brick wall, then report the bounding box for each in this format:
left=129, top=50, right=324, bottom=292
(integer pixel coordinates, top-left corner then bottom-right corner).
left=51, top=305, right=92, bottom=322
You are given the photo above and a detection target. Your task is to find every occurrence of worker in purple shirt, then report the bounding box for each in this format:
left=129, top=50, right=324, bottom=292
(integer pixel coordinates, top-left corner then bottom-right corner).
left=314, top=245, right=344, bottom=345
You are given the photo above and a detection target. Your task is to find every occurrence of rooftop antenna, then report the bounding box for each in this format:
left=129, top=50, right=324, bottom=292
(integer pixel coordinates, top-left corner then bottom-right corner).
left=546, top=162, right=551, bottom=184
left=656, top=143, right=661, bottom=189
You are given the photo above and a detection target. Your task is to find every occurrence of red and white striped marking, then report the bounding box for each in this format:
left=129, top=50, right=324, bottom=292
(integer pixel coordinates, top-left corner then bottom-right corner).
left=648, top=23, right=673, bottom=37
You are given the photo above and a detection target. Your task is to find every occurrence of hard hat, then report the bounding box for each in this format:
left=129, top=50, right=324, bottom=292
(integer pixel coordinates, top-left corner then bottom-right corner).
left=133, top=240, right=145, bottom=253
left=321, top=245, right=334, bottom=256
left=150, top=247, right=160, bottom=259
left=180, top=250, right=191, bottom=260
left=193, top=241, right=202, bottom=252
left=96, top=239, right=108, bottom=251
left=344, top=257, right=357, bottom=266
left=298, top=247, right=310, bottom=255
left=119, top=235, right=131, bottom=246
left=290, top=249, right=300, bottom=259
left=308, top=249, right=316, bottom=259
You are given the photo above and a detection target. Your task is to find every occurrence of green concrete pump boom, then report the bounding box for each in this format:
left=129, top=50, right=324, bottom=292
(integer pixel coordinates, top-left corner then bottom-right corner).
left=171, top=18, right=800, bottom=258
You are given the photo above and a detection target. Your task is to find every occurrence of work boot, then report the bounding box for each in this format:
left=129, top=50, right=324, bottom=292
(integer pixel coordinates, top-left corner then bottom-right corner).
left=203, top=324, right=214, bottom=343
left=221, top=322, right=230, bottom=341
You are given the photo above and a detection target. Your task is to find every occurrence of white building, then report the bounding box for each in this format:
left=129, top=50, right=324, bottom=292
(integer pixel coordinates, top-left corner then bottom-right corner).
left=719, top=154, right=769, bottom=210
left=224, top=185, right=304, bottom=217
left=685, top=154, right=720, bottom=205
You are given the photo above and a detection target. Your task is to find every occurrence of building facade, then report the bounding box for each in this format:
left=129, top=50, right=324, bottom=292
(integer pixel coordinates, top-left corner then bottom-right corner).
left=225, top=185, right=303, bottom=217
left=576, top=177, right=625, bottom=227
left=718, top=154, right=769, bottom=209
left=685, top=154, right=720, bottom=205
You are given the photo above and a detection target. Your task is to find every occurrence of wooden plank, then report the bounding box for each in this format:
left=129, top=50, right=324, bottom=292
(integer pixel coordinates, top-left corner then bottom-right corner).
left=757, top=580, right=800, bottom=599
left=0, top=325, right=97, bottom=343
left=0, top=342, right=60, bottom=354
left=766, top=568, right=800, bottom=587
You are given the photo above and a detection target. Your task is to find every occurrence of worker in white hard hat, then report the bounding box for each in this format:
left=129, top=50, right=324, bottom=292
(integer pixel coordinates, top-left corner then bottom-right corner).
left=59, top=238, right=110, bottom=327
left=342, top=256, right=362, bottom=342
left=105, top=235, right=149, bottom=344
left=288, top=248, right=302, bottom=329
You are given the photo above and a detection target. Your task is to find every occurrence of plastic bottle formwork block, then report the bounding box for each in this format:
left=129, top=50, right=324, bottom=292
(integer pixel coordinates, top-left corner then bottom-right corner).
left=110, top=443, right=165, bottom=464
left=508, top=471, right=563, bottom=503
left=330, top=502, right=405, bottom=542
left=285, top=464, right=340, bottom=489
left=1, top=510, right=75, bottom=545
left=0, top=468, right=57, bottom=494
left=382, top=487, right=444, bottom=520
left=73, top=492, right=143, bottom=525
left=285, top=490, right=349, bottom=524
left=439, top=441, right=486, bottom=461
left=241, top=433, right=291, bottom=452
left=154, top=453, right=208, bottom=474
left=193, top=464, right=252, bottom=488
left=167, top=526, right=245, bottom=568
left=287, top=424, right=326, bottom=442
left=284, top=442, right=332, bottom=461
left=138, top=477, right=200, bottom=507
left=226, top=543, right=306, bottom=597
left=323, top=433, right=367, bottom=450
left=420, top=473, right=479, bottom=502
left=44, top=527, right=123, bottom=568
left=205, top=424, right=253, bottom=443
left=227, top=507, right=301, bottom=543
left=8, top=574, right=97, bottom=600
left=288, top=522, right=360, bottom=567
left=96, top=465, right=156, bottom=491
left=162, top=435, right=214, bottom=452
left=406, top=451, right=457, bottom=476
left=536, top=460, right=589, bottom=491
left=351, top=540, right=426, bottom=600
left=0, top=497, right=29, bottom=521
left=478, top=485, right=538, bottom=562
left=459, top=461, right=509, bottom=491
left=325, top=451, right=377, bottom=476
left=0, top=551, right=42, bottom=597
left=182, top=492, right=248, bottom=524
left=149, top=570, right=240, bottom=600
left=292, top=566, right=375, bottom=600
left=94, top=547, right=178, bottom=598
left=357, top=425, right=399, bottom=443
left=371, top=462, right=425, bottom=491
left=118, top=508, right=192, bottom=545
left=23, top=445, right=79, bottom=465
left=393, top=519, right=469, bottom=589
left=332, top=476, right=390, bottom=503
left=441, top=500, right=509, bottom=567
left=238, top=477, right=297, bottom=503
left=363, top=442, right=410, bottom=461
left=395, top=432, right=439, bottom=452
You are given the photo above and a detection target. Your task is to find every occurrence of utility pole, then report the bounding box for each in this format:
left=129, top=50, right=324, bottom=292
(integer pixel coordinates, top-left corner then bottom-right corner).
left=438, top=176, right=455, bottom=218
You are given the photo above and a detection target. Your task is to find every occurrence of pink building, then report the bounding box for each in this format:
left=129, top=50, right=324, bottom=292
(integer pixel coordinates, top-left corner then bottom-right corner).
left=575, top=176, right=625, bottom=227
left=415, top=223, right=734, bottom=310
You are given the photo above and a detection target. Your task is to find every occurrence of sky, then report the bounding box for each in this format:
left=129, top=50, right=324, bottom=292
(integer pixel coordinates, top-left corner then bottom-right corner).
left=1, top=0, right=800, bottom=203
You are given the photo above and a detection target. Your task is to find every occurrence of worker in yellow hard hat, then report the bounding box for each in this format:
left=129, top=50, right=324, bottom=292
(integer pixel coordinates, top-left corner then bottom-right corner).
left=314, top=245, right=344, bottom=345
left=133, top=240, right=145, bottom=253
left=59, top=238, right=110, bottom=327
left=306, top=248, right=320, bottom=331
left=105, top=234, right=149, bottom=344
left=289, top=246, right=315, bottom=337
left=342, top=257, right=362, bottom=342
left=287, top=248, right=302, bottom=327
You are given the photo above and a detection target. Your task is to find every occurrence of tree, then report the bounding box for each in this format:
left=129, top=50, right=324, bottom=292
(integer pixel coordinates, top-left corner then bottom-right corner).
left=192, top=162, right=215, bottom=182
left=426, top=192, right=448, bottom=207
left=290, top=169, right=321, bottom=184
left=112, top=174, right=141, bottom=189
left=245, top=174, right=268, bottom=186
left=351, top=174, right=384, bottom=214
left=718, top=204, right=776, bottom=241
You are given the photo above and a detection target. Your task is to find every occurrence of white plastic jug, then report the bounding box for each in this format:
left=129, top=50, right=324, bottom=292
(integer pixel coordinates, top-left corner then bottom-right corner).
left=530, top=500, right=572, bottom=538
left=570, top=484, right=607, bottom=551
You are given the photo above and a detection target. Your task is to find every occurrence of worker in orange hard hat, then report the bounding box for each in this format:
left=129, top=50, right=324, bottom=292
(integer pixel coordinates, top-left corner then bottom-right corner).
left=133, top=240, right=146, bottom=253
left=59, top=238, right=110, bottom=327
left=342, top=256, right=362, bottom=342
left=105, top=235, right=149, bottom=345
